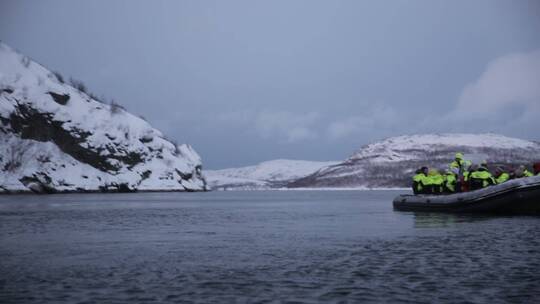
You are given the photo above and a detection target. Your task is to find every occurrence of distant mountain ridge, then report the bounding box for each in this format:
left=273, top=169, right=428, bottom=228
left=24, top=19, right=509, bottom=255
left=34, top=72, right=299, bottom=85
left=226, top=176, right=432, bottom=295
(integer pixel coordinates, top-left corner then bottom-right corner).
left=208, top=134, right=539, bottom=190
left=0, top=42, right=207, bottom=193
left=290, top=133, right=540, bottom=188
left=205, top=159, right=338, bottom=190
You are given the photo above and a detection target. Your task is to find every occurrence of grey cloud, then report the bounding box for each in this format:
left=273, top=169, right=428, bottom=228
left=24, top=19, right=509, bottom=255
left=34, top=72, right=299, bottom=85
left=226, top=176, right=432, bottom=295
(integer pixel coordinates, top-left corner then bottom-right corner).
left=326, top=105, right=400, bottom=140
left=255, top=110, right=320, bottom=143
left=456, top=49, right=540, bottom=117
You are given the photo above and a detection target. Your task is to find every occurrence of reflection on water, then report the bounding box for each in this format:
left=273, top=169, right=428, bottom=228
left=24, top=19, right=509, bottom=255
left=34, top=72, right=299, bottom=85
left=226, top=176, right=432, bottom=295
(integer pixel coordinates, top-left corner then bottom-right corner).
left=413, top=212, right=494, bottom=228
left=1, top=191, right=539, bottom=303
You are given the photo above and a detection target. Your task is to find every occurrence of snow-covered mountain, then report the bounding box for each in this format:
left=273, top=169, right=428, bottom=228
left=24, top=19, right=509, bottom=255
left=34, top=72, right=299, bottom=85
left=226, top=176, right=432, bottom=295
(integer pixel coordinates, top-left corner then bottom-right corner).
left=206, top=159, right=338, bottom=190
left=0, top=42, right=207, bottom=193
left=206, top=134, right=540, bottom=190
left=290, top=134, right=540, bottom=188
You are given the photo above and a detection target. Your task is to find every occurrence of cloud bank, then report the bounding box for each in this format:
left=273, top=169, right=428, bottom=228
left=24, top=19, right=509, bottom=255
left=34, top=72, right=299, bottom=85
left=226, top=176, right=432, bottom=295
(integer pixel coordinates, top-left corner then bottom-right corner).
left=456, top=49, right=540, bottom=117
left=255, top=110, right=320, bottom=143
left=326, top=105, right=400, bottom=140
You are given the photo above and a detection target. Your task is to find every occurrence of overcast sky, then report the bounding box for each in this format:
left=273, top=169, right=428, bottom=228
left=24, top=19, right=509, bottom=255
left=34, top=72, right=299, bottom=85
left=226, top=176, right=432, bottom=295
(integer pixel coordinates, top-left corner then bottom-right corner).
left=1, top=0, right=539, bottom=168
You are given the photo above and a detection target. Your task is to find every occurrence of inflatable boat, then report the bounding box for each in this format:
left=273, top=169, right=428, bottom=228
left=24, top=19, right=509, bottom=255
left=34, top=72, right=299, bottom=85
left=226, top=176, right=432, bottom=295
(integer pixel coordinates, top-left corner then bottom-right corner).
left=393, top=175, right=540, bottom=214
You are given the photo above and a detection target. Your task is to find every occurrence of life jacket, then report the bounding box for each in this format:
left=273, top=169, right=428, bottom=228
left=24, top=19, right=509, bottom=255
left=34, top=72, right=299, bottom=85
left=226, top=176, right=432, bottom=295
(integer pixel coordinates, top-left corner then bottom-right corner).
left=444, top=173, right=457, bottom=192
left=427, top=173, right=444, bottom=194
left=449, top=159, right=471, bottom=174
left=412, top=173, right=428, bottom=194
left=523, top=170, right=534, bottom=177
left=469, top=169, right=495, bottom=190
left=496, top=172, right=510, bottom=184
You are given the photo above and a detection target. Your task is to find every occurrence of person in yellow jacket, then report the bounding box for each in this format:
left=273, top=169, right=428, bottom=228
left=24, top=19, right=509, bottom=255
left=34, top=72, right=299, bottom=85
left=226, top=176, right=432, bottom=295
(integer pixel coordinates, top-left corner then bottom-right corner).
left=412, top=167, right=429, bottom=194
left=494, top=167, right=510, bottom=184
left=444, top=169, right=457, bottom=193
left=469, top=163, right=496, bottom=190
left=425, top=169, right=444, bottom=194
left=515, top=165, right=534, bottom=178
left=449, top=152, right=471, bottom=192
left=449, top=152, right=471, bottom=172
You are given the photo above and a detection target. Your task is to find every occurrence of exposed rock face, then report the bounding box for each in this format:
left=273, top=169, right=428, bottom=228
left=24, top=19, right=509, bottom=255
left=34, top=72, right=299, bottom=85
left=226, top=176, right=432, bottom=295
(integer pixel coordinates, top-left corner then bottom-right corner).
left=47, top=91, right=69, bottom=105
left=289, top=134, right=540, bottom=188
left=0, top=42, right=207, bottom=193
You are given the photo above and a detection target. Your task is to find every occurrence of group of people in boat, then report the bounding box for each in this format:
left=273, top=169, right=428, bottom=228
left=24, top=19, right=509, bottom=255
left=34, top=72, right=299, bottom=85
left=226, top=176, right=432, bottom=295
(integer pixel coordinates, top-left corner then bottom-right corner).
left=412, top=152, right=540, bottom=195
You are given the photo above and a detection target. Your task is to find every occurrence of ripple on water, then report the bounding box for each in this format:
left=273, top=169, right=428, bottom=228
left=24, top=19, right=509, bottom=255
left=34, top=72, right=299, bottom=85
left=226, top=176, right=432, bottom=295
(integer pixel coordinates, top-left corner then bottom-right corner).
left=1, top=192, right=539, bottom=303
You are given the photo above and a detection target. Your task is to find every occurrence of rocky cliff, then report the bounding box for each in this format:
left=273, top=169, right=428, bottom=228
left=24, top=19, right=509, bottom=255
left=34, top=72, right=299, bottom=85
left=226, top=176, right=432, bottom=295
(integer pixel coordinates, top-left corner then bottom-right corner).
left=0, top=42, right=207, bottom=193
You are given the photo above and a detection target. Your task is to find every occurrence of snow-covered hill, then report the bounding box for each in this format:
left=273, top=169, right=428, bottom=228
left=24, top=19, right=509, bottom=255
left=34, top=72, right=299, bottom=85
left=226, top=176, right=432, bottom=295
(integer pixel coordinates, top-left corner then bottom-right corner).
left=206, top=134, right=540, bottom=190
left=290, top=134, right=540, bottom=188
left=0, top=42, right=207, bottom=193
left=206, top=159, right=338, bottom=190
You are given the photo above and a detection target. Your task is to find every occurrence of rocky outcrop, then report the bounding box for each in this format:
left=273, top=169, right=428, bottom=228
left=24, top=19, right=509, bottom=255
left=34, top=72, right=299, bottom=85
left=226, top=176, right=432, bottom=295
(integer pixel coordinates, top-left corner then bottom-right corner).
left=47, top=91, right=69, bottom=105
left=0, top=41, right=207, bottom=193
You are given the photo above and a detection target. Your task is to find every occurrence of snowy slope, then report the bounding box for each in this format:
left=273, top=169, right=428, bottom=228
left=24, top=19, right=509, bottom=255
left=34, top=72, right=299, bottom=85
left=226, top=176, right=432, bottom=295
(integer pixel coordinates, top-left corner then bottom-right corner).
left=206, top=159, right=338, bottom=190
left=207, top=134, right=540, bottom=190
left=290, top=133, right=540, bottom=188
left=349, top=134, right=538, bottom=163
left=0, top=42, right=207, bottom=193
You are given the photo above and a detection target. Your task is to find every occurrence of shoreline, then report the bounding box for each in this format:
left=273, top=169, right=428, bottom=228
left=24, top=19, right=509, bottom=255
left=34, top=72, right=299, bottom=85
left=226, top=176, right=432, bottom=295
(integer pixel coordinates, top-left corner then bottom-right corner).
left=209, top=187, right=410, bottom=192
left=0, top=188, right=208, bottom=195
left=0, top=187, right=409, bottom=195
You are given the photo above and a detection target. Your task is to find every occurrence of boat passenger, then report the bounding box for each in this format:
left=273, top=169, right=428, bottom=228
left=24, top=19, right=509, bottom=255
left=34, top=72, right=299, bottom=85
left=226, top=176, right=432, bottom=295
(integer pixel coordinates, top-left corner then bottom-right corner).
left=513, top=166, right=524, bottom=178
left=514, top=165, right=533, bottom=178
left=444, top=169, right=457, bottom=193
left=469, top=163, right=496, bottom=191
left=494, top=167, right=510, bottom=184
left=412, top=167, right=429, bottom=194
left=449, top=152, right=471, bottom=173
left=534, top=162, right=540, bottom=175
left=461, top=164, right=475, bottom=192
left=450, top=153, right=471, bottom=192
left=426, top=169, right=444, bottom=194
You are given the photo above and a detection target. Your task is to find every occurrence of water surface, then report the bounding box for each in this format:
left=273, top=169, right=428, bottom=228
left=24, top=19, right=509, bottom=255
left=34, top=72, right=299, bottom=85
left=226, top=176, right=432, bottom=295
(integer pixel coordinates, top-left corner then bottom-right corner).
left=1, top=191, right=539, bottom=303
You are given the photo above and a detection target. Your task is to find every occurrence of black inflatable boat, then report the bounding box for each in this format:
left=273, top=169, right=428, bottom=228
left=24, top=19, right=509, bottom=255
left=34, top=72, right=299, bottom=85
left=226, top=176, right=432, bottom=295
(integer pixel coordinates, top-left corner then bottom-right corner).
left=393, top=175, right=540, bottom=214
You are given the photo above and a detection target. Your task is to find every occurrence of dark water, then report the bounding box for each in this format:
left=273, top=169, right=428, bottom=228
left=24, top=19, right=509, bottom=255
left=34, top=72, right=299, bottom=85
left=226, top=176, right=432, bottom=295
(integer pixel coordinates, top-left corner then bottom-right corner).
left=1, top=191, right=539, bottom=303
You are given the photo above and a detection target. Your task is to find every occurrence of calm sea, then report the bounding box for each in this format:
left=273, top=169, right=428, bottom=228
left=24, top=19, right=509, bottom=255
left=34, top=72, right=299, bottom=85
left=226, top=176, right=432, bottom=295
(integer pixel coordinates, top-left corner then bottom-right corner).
left=1, top=191, right=539, bottom=303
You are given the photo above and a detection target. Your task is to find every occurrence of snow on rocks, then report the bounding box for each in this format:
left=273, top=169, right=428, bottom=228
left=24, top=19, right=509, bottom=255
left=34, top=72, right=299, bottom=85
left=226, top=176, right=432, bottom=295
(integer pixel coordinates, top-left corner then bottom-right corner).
left=0, top=42, right=207, bottom=193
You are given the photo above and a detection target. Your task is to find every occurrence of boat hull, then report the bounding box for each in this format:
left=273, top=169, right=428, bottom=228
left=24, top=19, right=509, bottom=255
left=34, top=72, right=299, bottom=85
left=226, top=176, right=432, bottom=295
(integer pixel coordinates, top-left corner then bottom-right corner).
left=393, top=175, right=540, bottom=214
